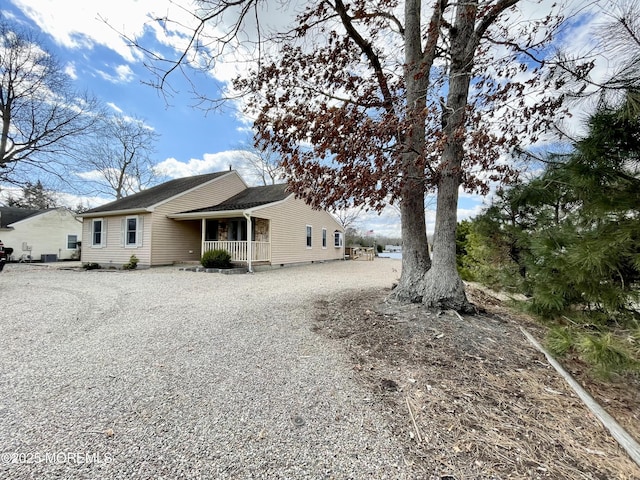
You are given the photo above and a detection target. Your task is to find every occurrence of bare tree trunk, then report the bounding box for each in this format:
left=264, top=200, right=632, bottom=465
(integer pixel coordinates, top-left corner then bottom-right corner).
left=421, top=168, right=472, bottom=311
left=419, top=0, right=479, bottom=312
left=394, top=176, right=431, bottom=302
left=392, top=0, right=432, bottom=302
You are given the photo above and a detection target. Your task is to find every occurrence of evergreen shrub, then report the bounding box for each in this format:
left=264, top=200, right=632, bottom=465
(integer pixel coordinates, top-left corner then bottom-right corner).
left=201, top=249, right=232, bottom=269
left=122, top=255, right=139, bottom=270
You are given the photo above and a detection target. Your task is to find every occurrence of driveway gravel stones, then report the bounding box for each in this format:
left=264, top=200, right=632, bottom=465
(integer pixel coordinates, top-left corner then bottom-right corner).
left=0, top=260, right=411, bottom=479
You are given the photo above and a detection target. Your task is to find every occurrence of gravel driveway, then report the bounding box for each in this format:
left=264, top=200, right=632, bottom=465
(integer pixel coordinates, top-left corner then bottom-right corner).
left=0, top=259, right=410, bottom=479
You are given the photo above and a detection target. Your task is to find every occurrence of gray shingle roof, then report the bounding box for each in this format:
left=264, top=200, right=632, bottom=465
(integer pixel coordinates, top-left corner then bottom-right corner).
left=0, top=207, right=45, bottom=228
left=82, top=171, right=230, bottom=214
left=181, top=183, right=290, bottom=213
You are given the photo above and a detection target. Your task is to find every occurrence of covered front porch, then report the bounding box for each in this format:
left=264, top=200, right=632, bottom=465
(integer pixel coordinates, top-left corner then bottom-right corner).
left=201, top=216, right=271, bottom=265
left=203, top=240, right=270, bottom=263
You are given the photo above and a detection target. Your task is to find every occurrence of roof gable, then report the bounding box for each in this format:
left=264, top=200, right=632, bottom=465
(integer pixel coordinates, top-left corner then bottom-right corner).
left=0, top=207, right=46, bottom=228
left=82, top=171, right=233, bottom=215
left=180, top=183, right=290, bottom=214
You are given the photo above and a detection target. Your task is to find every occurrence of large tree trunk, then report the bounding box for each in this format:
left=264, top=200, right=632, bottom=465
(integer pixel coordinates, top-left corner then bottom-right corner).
left=392, top=0, right=432, bottom=302
left=419, top=0, right=479, bottom=312
left=394, top=176, right=431, bottom=302
left=421, top=169, right=472, bottom=311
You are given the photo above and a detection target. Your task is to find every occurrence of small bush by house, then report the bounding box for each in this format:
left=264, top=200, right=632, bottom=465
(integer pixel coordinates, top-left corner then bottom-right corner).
left=122, top=255, right=139, bottom=270
left=201, top=249, right=232, bottom=269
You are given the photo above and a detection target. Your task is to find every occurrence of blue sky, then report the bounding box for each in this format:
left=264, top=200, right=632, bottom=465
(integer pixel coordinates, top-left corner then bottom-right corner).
left=2, top=1, right=253, bottom=170
left=0, top=0, right=609, bottom=237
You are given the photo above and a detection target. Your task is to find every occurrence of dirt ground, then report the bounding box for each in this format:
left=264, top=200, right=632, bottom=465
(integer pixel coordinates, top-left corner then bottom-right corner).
left=311, top=284, right=640, bottom=479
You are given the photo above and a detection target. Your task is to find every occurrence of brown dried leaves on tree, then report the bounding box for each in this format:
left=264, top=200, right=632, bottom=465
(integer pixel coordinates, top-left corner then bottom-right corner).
left=126, top=0, right=594, bottom=307
left=235, top=0, right=582, bottom=307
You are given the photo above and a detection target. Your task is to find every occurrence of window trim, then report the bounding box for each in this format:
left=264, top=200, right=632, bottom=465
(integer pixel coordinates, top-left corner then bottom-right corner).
left=67, top=234, right=78, bottom=250
left=91, top=218, right=105, bottom=248
left=306, top=225, right=313, bottom=249
left=122, top=215, right=143, bottom=248
left=334, top=231, right=344, bottom=248
left=125, top=216, right=137, bottom=248
left=322, top=227, right=327, bottom=249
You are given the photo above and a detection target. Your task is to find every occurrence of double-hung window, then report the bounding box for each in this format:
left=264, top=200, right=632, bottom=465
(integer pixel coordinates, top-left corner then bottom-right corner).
left=322, top=228, right=327, bottom=249
left=334, top=231, right=344, bottom=248
left=67, top=234, right=78, bottom=250
left=91, top=219, right=105, bottom=248
left=126, top=217, right=137, bottom=246
left=306, top=225, right=312, bottom=248
left=122, top=216, right=143, bottom=248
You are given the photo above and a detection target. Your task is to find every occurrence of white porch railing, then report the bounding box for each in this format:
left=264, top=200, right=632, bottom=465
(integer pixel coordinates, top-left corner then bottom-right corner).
left=203, top=241, right=271, bottom=262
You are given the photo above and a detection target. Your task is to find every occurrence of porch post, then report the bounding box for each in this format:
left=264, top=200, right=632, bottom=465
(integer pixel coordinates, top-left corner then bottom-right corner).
left=244, top=212, right=253, bottom=273
left=201, top=218, right=206, bottom=256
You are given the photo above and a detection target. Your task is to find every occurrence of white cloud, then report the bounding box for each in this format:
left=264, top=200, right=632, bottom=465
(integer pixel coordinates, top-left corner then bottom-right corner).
left=57, top=191, right=109, bottom=210
left=96, top=64, right=134, bottom=83
left=0, top=184, right=108, bottom=210
left=8, top=0, right=149, bottom=62
left=5, top=0, right=242, bottom=68
left=102, top=105, right=155, bottom=131
left=0, top=185, right=22, bottom=203
left=115, top=64, right=135, bottom=82
left=457, top=205, right=484, bottom=222
left=106, top=102, right=124, bottom=114
left=75, top=170, right=105, bottom=182
left=358, top=206, right=402, bottom=238
left=154, top=150, right=265, bottom=186
left=64, top=62, right=77, bottom=80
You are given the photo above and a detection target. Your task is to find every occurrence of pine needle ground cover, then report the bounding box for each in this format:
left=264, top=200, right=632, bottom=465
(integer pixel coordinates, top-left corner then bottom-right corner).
left=312, top=286, right=640, bottom=479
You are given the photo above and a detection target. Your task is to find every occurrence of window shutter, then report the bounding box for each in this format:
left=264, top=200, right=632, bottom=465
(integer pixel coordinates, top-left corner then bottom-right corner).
left=120, top=218, right=126, bottom=246
left=101, top=220, right=107, bottom=248
left=136, top=216, right=143, bottom=247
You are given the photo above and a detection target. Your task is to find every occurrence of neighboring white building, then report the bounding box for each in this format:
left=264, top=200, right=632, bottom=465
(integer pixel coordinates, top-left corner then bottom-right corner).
left=0, top=207, right=83, bottom=262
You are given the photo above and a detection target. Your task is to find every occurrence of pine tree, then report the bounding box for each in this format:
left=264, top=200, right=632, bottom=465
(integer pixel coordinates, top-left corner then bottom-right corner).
left=526, top=95, right=640, bottom=316
left=6, top=181, right=57, bottom=209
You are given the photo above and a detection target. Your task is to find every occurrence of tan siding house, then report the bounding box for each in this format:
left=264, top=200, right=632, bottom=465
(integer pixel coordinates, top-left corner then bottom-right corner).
left=150, top=173, right=247, bottom=265
left=253, top=197, right=344, bottom=266
left=0, top=207, right=83, bottom=261
left=80, top=213, right=154, bottom=267
left=79, top=171, right=246, bottom=267
left=79, top=170, right=344, bottom=269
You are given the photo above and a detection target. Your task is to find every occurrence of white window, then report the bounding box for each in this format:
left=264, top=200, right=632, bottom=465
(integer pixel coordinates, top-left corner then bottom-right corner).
left=126, top=217, right=137, bottom=246
left=322, top=228, right=327, bottom=249
left=306, top=225, right=312, bottom=248
left=122, top=216, right=143, bottom=248
left=67, top=235, right=78, bottom=250
left=91, top=219, right=105, bottom=248
left=334, top=231, right=344, bottom=248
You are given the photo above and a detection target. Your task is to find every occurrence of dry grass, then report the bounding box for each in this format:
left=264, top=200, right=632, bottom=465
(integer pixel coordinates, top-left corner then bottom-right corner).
left=312, top=286, right=640, bottom=479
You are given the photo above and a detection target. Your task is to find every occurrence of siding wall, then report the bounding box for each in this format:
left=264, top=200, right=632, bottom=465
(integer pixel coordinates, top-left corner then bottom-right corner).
left=81, top=213, right=152, bottom=267
left=1, top=209, right=82, bottom=261
left=79, top=172, right=246, bottom=268
left=80, top=172, right=247, bottom=267
left=150, top=173, right=247, bottom=265
left=254, top=197, right=344, bottom=265
left=78, top=174, right=345, bottom=268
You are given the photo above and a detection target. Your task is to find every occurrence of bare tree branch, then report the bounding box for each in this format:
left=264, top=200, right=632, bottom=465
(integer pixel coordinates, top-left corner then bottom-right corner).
left=0, top=19, right=102, bottom=185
